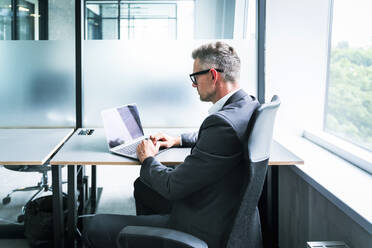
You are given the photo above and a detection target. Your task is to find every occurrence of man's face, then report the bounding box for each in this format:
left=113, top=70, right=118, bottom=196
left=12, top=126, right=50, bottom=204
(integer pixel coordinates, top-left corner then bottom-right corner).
left=192, top=59, right=216, bottom=102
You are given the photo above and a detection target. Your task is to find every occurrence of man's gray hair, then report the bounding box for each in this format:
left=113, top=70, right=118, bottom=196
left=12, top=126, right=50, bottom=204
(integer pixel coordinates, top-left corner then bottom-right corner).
left=192, top=41, right=241, bottom=82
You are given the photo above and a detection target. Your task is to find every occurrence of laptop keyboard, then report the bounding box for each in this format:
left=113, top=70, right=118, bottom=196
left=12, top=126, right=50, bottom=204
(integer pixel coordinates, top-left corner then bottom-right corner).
left=117, top=140, right=142, bottom=155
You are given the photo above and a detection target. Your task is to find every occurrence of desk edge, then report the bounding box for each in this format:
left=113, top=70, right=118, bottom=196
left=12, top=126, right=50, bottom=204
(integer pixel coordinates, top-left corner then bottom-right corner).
left=42, top=129, right=75, bottom=165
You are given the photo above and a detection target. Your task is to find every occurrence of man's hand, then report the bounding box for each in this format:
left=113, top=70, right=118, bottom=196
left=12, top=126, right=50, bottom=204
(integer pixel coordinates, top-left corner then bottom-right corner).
left=150, top=133, right=181, bottom=148
left=136, top=139, right=160, bottom=163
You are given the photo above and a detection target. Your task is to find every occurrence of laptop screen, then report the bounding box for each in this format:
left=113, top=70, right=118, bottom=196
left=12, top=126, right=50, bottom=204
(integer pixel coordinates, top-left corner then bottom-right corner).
left=101, top=104, right=144, bottom=148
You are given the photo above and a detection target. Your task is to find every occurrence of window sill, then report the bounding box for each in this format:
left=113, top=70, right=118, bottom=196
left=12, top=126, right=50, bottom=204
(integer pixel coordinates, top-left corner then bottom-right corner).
left=275, top=135, right=372, bottom=235
left=303, top=130, right=372, bottom=174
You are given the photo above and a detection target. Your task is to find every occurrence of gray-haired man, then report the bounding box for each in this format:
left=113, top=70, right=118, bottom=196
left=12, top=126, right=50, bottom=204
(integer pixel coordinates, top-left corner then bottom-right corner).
left=84, top=41, right=259, bottom=248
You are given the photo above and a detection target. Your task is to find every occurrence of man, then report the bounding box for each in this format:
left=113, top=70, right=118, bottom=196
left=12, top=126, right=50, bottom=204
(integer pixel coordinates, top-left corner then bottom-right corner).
left=84, top=41, right=259, bottom=248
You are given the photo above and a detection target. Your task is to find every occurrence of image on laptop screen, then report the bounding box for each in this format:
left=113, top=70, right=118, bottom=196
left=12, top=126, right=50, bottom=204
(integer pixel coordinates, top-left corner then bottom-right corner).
left=101, top=104, right=144, bottom=149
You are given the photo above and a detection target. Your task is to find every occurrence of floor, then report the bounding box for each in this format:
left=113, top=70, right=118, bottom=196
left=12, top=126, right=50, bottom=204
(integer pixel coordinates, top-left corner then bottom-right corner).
left=0, top=165, right=140, bottom=247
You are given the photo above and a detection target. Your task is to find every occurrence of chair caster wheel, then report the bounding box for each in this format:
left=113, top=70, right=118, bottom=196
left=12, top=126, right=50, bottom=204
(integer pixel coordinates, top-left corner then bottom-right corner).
left=2, top=196, right=11, bottom=205
left=17, top=214, right=25, bottom=223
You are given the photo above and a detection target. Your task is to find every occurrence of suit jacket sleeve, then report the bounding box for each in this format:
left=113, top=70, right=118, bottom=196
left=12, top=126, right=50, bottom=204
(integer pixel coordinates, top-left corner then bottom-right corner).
left=180, top=132, right=198, bottom=147
left=140, top=114, right=243, bottom=201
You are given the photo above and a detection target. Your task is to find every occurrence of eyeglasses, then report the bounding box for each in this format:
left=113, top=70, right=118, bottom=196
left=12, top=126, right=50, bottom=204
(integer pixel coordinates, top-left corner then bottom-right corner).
left=189, top=68, right=224, bottom=85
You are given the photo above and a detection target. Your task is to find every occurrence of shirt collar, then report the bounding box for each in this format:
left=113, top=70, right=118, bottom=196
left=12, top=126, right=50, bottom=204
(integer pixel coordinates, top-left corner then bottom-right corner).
left=208, top=88, right=241, bottom=115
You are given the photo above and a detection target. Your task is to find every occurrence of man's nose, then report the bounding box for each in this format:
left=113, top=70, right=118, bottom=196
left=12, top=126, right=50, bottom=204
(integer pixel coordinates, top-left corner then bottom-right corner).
left=192, top=83, right=197, bottom=88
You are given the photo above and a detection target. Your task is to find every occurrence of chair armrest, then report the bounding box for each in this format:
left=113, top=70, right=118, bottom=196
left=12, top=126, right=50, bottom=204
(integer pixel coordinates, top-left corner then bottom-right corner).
left=117, top=226, right=208, bottom=248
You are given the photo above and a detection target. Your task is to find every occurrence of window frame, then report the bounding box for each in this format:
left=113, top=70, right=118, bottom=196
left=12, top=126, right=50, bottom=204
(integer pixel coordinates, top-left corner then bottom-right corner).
left=84, top=0, right=179, bottom=40
left=303, top=0, right=372, bottom=175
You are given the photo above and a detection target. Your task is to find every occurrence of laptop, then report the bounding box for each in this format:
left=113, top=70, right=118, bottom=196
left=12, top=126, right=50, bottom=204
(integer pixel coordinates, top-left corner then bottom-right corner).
left=101, top=104, right=166, bottom=159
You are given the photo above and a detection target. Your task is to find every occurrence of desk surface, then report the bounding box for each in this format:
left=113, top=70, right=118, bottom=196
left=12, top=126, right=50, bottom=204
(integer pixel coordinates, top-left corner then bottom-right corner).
left=0, top=128, right=74, bottom=165
left=50, top=128, right=303, bottom=166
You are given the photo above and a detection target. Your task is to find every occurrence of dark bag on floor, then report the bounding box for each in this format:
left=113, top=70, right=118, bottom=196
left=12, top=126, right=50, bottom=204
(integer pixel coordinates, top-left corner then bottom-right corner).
left=24, top=195, right=67, bottom=248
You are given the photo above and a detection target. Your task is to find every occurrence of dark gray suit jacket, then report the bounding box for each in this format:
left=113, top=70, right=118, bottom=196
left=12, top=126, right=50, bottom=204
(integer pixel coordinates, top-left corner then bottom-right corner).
left=140, top=89, right=259, bottom=248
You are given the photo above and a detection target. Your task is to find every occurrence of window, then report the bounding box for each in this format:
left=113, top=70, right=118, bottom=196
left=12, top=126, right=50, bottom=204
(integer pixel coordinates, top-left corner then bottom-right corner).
left=0, top=0, right=12, bottom=40
left=265, top=0, right=371, bottom=173
left=0, top=0, right=48, bottom=40
left=324, top=0, right=372, bottom=152
left=85, top=0, right=193, bottom=40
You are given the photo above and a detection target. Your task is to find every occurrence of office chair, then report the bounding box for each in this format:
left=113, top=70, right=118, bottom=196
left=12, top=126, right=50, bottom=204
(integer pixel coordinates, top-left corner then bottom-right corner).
left=116, top=95, right=281, bottom=248
left=2, top=165, right=52, bottom=223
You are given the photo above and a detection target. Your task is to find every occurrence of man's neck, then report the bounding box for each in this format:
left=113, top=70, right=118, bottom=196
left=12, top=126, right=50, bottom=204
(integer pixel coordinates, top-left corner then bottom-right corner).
left=212, top=81, right=240, bottom=104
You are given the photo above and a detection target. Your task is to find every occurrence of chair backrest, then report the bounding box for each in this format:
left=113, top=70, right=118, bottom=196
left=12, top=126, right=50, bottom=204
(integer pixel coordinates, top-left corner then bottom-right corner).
left=227, top=95, right=280, bottom=248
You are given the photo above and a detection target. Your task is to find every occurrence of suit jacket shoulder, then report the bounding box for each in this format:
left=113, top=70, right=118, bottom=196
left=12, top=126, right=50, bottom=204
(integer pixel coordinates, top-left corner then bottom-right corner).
left=203, top=89, right=259, bottom=144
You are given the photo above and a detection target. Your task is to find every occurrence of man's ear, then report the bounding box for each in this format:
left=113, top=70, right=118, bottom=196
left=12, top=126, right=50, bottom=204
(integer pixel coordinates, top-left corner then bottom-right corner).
left=210, top=69, right=218, bottom=82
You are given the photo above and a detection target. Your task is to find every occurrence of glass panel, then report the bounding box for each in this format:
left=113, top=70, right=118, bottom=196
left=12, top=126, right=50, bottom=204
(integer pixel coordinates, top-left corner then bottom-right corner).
left=120, top=3, right=176, bottom=18
left=0, top=0, right=73, bottom=40
left=102, top=18, right=117, bottom=39
left=85, top=0, right=254, bottom=40
left=86, top=1, right=118, bottom=39
left=176, top=1, right=193, bottom=40
left=16, top=0, right=36, bottom=40
left=194, top=0, right=236, bottom=39
left=101, top=2, right=117, bottom=18
left=0, top=0, right=12, bottom=40
left=87, top=6, right=102, bottom=40
left=119, top=2, right=177, bottom=39
left=119, top=18, right=128, bottom=39
left=82, top=40, right=254, bottom=127
left=0, top=41, right=76, bottom=127
left=83, top=0, right=256, bottom=127
left=124, top=18, right=176, bottom=40
left=325, top=0, right=372, bottom=151
left=48, top=0, right=75, bottom=40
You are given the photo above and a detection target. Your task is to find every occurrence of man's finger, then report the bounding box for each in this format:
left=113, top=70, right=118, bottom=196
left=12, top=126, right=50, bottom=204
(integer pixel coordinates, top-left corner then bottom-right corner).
left=154, top=133, right=166, bottom=141
left=155, top=142, right=161, bottom=151
left=149, top=136, right=155, bottom=144
left=145, top=139, right=156, bottom=148
left=157, top=141, right=169, bottom=148
left=149, top=134, right=158, bottom=143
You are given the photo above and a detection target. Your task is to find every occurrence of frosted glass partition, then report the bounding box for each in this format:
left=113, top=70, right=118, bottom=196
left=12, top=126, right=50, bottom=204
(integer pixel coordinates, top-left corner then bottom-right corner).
left=83, top=40, right=256, bottom=127
left=0, top=41, right=75, bottom=127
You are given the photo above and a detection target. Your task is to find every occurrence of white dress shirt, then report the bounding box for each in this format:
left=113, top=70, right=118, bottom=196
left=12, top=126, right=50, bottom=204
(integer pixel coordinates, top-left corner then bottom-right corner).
left=208, top=88, right=241, bottom=115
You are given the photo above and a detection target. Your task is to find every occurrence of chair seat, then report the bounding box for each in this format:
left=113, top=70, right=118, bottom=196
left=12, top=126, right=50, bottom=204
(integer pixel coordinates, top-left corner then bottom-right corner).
left=4, top=165, right=50, bottom=173
left=118, top=226, right=208, bottom=248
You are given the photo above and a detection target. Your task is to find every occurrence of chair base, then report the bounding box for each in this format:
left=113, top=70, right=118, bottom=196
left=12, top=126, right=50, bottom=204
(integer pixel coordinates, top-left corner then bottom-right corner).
left=2, top=169, right=51, bottom=223
left=3, top=186, right=52, bottom=223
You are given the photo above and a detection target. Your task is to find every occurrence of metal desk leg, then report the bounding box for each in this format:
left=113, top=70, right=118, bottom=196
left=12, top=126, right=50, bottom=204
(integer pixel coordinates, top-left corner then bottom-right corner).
left=77, top=166, right=85, bottom=232
left=91, top=165, right=97, bottom=213
left=52, top=165, right=64, bottom=248
left=272, top=166, right=279, bottom=248
left=259, top=166, right=279, bottom=248
left=67, top=165, right=77, bottom=248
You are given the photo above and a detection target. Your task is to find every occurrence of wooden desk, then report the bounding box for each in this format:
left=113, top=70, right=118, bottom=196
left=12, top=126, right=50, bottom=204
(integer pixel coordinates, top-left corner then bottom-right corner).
left=0, top=128, right=74, bottom=165
left=50, top=128, right=303, bottom=248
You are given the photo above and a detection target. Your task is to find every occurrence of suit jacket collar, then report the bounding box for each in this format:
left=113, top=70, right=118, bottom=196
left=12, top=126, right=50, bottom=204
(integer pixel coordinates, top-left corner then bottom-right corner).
left=223, top=89, right=250, bottom=108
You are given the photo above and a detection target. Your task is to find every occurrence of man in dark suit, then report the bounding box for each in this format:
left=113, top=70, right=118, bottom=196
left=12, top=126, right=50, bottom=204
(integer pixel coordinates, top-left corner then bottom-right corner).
left=83, top=41, right=259, bottom=248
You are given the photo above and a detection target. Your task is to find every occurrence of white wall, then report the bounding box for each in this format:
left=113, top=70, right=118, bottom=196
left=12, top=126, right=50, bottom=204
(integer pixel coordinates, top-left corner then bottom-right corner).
left=266, top=0, right=331, bottom=137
